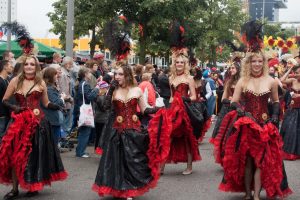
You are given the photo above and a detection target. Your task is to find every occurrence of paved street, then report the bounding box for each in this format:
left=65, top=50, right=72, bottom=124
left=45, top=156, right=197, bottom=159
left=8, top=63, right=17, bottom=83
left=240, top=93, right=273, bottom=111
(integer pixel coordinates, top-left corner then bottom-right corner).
left=1, top=123, right=299, bottom=200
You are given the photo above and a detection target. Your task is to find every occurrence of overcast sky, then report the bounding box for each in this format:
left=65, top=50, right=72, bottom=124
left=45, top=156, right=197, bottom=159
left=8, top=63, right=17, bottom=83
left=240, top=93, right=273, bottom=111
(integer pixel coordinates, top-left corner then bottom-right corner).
left=17, top=0, right=300, bottom=38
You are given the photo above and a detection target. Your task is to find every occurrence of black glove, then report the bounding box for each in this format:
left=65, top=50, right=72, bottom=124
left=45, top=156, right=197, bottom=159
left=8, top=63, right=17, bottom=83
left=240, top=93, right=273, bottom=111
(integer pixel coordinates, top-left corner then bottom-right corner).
left=221, top=99, right=231, bottom=105
left=230, top=102, right=244, bottom=117
left=48, top=102, right=60, bottom=110
left=144, top=107, right=160, bottom=114
left=182, top=96, right=191, bottom=103
left=2, top=99, right=26, bottom=114
left=271, top=102, right=280, bottom=126
left=109, top=80, right=119, bottom=91
left=102, top=80, right=119, bottom=111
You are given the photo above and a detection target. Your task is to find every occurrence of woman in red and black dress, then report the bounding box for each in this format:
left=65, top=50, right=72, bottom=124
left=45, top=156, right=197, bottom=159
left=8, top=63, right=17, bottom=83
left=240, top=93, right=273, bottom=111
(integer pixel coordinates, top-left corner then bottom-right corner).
left=0, top=55, right=67, bottom=200
left=280, top=65, right=300, bottom=160
left=194, top=68, right=210, bottom=143
left=93, top=63, right=168, bottom=200
left=219, top=51, right=292, bottom=200
left=160, top=53, right=201, bottom=175
left=210, top=62, right=241, bottom=164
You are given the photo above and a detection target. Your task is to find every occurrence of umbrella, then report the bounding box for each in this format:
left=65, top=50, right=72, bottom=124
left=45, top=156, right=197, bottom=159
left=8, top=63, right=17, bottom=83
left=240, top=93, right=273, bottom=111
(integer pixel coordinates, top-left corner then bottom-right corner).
left=0, top=40, right=65, bottom=58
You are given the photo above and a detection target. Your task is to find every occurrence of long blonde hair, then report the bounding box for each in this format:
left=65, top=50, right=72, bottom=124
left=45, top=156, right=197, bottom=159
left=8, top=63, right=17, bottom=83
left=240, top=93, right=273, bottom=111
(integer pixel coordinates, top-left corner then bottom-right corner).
left=16, top=55, right=43, bottom=91
left=170, top=54, right=190, bottom=81
left=240, top=51, right=268, bottom=80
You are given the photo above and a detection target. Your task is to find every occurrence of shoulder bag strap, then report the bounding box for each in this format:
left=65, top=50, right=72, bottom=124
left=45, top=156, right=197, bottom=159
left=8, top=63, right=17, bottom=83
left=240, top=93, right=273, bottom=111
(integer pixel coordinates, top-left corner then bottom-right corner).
left=82, top=81, right=86, bottom=105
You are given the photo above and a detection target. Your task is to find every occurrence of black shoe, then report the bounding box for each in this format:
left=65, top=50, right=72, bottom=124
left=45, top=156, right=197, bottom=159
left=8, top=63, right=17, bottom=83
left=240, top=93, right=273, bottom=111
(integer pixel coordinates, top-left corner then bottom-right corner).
left=25, top=191, right=39, bottom=198
left=3, top=190, right=19, bottom=200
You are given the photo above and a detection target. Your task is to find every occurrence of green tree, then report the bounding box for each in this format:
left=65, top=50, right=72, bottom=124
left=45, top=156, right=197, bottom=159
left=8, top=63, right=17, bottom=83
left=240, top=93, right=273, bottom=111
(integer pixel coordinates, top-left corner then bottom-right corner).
left=264, top=23, right=296, bottom=39
left=47, top=0, right=117, bottom=58
left=193, top=0, right=247, bottom=65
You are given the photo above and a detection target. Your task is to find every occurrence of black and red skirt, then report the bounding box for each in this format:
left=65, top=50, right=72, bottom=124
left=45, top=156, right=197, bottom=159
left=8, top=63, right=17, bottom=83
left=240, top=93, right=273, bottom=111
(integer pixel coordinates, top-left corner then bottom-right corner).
left=210, top=101, right=231, bottom=145
left=0, top=110, right=68, bottom=192
left=166, top=93, right=201, bottom=163
left=280, top=107, right=300, bottom=160
left=93, top=109, right=171, bottom=198
left=218, top=111, right=292, bottom=199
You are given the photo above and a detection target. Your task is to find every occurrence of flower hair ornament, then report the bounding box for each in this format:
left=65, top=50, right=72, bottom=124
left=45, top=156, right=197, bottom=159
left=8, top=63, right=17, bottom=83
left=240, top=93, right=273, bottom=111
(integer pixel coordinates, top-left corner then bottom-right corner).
left=103, top=16, right=132, bottom=61
left=0, top=21, right=34, bottom=55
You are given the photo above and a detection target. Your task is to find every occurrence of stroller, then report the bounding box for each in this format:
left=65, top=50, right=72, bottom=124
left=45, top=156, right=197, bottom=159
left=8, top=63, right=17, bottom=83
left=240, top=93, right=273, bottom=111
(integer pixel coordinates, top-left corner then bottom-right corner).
left=58, top=128, right=77, bottom=152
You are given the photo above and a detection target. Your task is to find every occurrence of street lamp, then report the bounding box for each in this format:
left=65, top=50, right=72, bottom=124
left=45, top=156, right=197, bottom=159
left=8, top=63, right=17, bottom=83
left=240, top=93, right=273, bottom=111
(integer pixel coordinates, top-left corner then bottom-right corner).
left=7, top=0, right=12, bottom=51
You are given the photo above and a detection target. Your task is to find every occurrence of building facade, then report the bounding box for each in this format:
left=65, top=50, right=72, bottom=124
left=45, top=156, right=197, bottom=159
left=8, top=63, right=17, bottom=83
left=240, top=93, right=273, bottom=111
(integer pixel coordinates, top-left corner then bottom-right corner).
left=246, top=0, right=287, bottom=22
left=0, top=0, right=17, bottom=24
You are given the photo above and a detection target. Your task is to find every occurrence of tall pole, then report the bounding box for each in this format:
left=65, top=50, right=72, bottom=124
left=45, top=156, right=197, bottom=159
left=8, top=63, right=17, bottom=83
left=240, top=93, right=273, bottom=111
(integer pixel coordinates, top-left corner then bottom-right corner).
left=7, top=0, right=12, bottom=51
left=66, top=0, right=74, bottom=57
left=262, top=0, right=265, bottom=20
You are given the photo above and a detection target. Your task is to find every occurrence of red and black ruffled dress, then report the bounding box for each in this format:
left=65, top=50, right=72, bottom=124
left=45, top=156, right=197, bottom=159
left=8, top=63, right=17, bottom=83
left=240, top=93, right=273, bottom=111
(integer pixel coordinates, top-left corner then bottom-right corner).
left=211, top=87, right=237, bottom=164
left=93, top=97, right=171, bottom=198
left=210, top=87, right=235, bottom=146
left=0, top=91, right=68, bottom=192
left=218, top=90, right=292, bottom=199
left=280, top=88, right=300, bottom=160
left=195, top=86, right=210, bottom=142
left=166, top=83, right=201, bottom=163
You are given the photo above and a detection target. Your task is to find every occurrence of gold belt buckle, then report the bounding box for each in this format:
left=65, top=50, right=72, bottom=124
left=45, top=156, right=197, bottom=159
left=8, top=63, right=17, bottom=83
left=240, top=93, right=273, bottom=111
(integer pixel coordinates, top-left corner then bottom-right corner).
left=33, top=108, right=40, bottom=116
left=261, top=113, right=268, bottom=121
left=132, top=114, right=138, bottom=123
left=291, top=100, right=295, bottom=105
left=116, top=116, right=124, bottom=123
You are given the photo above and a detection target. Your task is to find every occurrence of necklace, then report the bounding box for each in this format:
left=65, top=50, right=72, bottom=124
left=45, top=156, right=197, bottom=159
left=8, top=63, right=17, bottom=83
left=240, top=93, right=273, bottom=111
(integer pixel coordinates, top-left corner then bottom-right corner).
left=176, top=71, right=184, bottom=76
left=24, top=76, right=35, bottom=80
left=250, top=71, right=263, bottom=78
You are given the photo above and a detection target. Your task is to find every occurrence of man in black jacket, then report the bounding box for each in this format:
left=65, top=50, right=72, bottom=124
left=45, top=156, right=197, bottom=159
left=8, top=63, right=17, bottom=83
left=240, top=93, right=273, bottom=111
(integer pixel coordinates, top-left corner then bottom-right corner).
left=158, top=68, right=171, bottom=108
left=0, top=60, right=13, bottom=141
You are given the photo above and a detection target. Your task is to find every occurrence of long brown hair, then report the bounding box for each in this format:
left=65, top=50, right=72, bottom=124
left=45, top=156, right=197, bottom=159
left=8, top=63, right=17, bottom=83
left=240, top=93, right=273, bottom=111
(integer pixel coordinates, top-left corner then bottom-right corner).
left=225, top=62, right=241, bottom=96
left=115, top=63, right=136, bottom=87
left=16, top=55, right=42, bottom=91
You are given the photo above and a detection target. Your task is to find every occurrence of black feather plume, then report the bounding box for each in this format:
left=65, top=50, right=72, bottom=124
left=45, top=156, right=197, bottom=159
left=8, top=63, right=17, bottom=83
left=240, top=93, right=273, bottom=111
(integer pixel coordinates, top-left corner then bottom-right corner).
left=225, top=41, right=246, bottom=52
left=0, top=21, right=33, bottom=54
left=241, top=20, right=263, bottom=52
left=169, top=20, right=186, bottom=50
left=103, top=17, right=131, bottom=61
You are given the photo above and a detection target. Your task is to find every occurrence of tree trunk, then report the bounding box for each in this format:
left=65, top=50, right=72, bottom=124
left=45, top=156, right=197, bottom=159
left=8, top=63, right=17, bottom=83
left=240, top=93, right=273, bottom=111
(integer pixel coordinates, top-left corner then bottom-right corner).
left=89, top=27, right=96, bottom=59
left=210, top=45, right=217, bottom=67
left=139, top=35, right=146, bottom=65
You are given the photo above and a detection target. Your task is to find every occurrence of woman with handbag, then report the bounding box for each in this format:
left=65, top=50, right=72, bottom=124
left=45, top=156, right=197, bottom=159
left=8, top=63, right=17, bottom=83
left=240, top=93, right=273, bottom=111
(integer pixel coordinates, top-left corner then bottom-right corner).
left=74, top=67, right=100, bottom=158
left=138, top=72, right=157, bottom=126
left=42, top=67, right=66, bottom=145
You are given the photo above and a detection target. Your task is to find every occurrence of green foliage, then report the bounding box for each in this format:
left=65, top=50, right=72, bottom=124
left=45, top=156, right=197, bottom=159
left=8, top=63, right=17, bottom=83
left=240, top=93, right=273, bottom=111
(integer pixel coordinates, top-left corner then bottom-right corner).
left=48, top=0, right=246, bottom=64
left=263, top=23, right=296, bottom=40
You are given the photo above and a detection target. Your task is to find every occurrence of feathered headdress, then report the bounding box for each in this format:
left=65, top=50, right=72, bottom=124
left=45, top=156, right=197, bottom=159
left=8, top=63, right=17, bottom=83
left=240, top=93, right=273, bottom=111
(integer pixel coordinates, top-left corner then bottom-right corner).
left=241, top=20, right=263, bottom=52
left=169, top=20, right=188, bottom=57
left=103, top=16, right=131, bottom=61
left=0, top=21, right=34, bottom=54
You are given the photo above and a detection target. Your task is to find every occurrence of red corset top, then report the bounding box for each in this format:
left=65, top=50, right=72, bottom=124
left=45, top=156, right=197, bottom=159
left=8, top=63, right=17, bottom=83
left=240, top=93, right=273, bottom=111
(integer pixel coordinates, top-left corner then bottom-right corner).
left=290, top=88, right=300, bottom=108
left=14, top=91, right=44, bottom=119
left=171, top=82, right=189, bottom=98
left=112, top=98, right=141, bottom=131
left=291, top=88, right=300, bottom=94
left=243, top=89, right=271, bottom=124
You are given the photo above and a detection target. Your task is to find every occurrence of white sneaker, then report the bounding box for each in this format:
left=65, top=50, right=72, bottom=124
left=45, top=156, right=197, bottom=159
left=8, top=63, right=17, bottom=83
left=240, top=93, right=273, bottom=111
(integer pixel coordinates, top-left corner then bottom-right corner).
left=127, top=198, right=133, bottom=200
left=81, top=154, right=90, bottom=158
